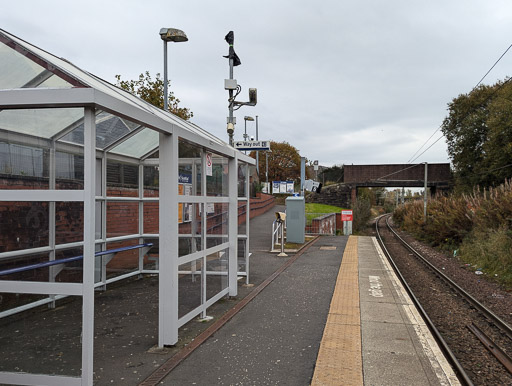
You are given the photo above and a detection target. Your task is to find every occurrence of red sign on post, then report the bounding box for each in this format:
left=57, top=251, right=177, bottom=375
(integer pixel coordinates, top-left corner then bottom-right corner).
left=341, top=210, right=353, bottom=221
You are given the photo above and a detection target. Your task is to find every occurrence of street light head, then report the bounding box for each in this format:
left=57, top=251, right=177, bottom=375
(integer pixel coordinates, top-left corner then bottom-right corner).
left=159, top=28, right=188, bottom=42
left=244, top=116, right=254, bottom=122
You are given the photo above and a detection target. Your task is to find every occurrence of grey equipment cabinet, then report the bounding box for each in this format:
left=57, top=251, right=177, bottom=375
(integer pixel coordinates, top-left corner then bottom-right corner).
left=285, top=196, right=305, bottom=243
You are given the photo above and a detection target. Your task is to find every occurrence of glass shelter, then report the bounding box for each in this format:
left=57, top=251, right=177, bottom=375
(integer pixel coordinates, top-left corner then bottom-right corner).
left=0, top=29, right=254, bottom=385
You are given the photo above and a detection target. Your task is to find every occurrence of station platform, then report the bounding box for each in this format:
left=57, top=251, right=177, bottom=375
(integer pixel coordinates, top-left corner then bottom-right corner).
left=311, top=236, right=460, bottom=386
left=156, top=235, right=460, bottom=385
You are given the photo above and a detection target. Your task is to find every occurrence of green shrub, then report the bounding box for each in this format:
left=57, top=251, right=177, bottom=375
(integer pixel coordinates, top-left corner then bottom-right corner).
left=352, top=197, right=371, bottom=233
left=459, top=227, right=512, bottom=287
left=393, top=179, right=512, bottom=288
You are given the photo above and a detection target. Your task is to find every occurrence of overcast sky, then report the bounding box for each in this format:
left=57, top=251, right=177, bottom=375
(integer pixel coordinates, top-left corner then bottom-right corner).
left=3, top=1, right=512, bottom=167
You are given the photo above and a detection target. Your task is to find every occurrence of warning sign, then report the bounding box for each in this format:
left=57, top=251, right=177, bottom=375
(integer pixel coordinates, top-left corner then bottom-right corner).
left=341, top=210, right=353, bottom=222
left=206, top=152, right=213, bottom=176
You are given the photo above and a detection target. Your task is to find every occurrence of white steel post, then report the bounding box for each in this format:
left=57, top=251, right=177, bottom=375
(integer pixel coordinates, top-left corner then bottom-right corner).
left=138, top=164, right=144, bottom=274
left=201, top=150, right=207, bottom=318
left=228, top=154, right=238, bottom=296
left=48, top=140, right=56, bottom=307
left=158, top=132, right=179, bottom=346
left=82, top=107, right=96, bottom=385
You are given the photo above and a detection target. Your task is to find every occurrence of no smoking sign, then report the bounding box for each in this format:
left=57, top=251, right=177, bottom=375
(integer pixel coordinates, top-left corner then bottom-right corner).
left=206, top=153, right=213, bottom=176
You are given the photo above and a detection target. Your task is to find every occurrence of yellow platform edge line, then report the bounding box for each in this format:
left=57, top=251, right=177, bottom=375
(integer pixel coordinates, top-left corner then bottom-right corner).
left=311, top=236, right=363, bottom=386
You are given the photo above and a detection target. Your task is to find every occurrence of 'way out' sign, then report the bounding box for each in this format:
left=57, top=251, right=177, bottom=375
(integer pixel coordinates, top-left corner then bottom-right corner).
left=234, top=140, right=270, bottom=151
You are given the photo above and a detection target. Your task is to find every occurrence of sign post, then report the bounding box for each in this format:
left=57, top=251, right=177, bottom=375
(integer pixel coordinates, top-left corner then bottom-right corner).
left=341, top=209, right=353, bottom=235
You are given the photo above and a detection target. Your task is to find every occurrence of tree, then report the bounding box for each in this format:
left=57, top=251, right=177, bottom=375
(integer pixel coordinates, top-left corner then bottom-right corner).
left=441, top=79, right=512, bottom=191
left=249, top=141, right=302, bottom=182
left=318, top=164, right=344, bottom=184
left=115, top=71, right=193, bottom=120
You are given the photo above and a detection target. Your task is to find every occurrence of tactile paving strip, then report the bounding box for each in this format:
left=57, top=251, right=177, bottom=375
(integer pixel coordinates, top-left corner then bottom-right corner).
left=311, top=236, right=363, bottom=386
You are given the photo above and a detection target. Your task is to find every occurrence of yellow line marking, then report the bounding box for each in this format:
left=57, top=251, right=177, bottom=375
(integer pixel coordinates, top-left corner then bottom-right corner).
left=311, top=236, right=363, bottom=386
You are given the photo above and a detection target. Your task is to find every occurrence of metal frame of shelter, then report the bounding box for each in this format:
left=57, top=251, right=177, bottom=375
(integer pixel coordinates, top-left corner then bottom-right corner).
left=0, top=29, right=254, bottom=385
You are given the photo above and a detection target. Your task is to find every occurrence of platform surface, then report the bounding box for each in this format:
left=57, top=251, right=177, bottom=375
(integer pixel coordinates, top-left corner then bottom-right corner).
left=312, top=236, right=460, bottom=386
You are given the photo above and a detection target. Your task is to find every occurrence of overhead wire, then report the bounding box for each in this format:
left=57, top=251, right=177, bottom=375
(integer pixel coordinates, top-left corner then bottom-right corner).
left=406, top=43, right=512, bottom=163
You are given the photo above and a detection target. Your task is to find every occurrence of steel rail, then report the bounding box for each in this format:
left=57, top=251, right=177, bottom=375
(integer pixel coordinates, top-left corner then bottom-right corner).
left=467, top=323, right=512, bottom=374
left=375, top=214, right=473, bottom=386
left=383, top=215, right=512, bottom=341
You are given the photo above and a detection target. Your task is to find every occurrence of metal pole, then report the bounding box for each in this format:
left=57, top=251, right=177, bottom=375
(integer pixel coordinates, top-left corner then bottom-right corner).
left=266, top=151, right=269, bottom=184
left=424, top=162, right=428, bottom=222
left=228, top=58, right=234, bottom=146
left=163, top=40, right=168, bottom=112
left=300, top=157, right=305, bottom=195
left=278, top=222, right=287, bottom=257
left=256, top=115, right=259, bottom=176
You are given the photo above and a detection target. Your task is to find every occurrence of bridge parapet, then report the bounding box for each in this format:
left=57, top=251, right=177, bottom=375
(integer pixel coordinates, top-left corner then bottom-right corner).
left=344, top=163, right=451, bottom=186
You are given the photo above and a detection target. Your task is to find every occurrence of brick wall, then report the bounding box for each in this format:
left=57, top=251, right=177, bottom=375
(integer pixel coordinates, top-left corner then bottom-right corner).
left=344, top=163, right=451, bottom=183
left=0, top=183, right=275, bottom=278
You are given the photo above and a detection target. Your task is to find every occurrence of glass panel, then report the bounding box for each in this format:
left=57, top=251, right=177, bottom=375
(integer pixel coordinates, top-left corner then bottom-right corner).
left=206, top=248, right=229, bottom=301
left=238, top=163, right=247, bottom=197
left=106, top=202, right=139, bottom=238
left=37, top=74, right=73, bottom=88
left=0, top=108, right=84, bottom=139
left=179, top=140, right=202, bottom=196
left=0, top=201, right=49, bottom=253
left=0, top=252, right=49, bottom=282
left=143, top=165, right=159, bottom=198
left=0, top=141, right=49, bottom=188
left=178, top=257, right=202, bottom=319
left=60, top=111, right=136, bottom=149
left=142, top=237, right=159, bottom=270
left=207, top=154, right=228, bottom=197
left=206, top=203, right=228, bottom=248
left=238, top=238, right=247, bottom=273
left=107, top=159, right=139, bottom=195
left=0, top=293, right=82, bottom=376
left=143, top=201, right=159, bottom=234
left=178, top=203, right=202, bottom=257
left=110, top=128, right=159, bottom=158
left=0, top=40, right=49, bottom=89
left=55, top=150, right=84, bottom=190
left=55, top=202, right=84, bottom=245
left=54, top=247, right=84, bottom=283
left=0, top=248, right=83, bottom=284
left=103, top=239, right=141, bottom=280
left=238, top=200, right=248, bottom=235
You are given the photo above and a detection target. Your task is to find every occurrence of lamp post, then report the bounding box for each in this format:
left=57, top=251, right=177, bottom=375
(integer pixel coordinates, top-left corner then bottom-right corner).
left=255, top=115, right=259, bottom=176
left=159, top=28, right=188, bottom=112
left=244, top=116, right=254, bottom=141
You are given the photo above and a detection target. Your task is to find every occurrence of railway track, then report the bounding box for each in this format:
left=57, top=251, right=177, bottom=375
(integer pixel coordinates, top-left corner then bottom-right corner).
left=375, top=214, right=512, bottom=386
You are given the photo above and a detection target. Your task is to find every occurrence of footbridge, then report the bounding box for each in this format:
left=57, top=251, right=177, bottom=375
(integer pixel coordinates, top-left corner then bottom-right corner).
left=344, top=163, right=451, bottom=200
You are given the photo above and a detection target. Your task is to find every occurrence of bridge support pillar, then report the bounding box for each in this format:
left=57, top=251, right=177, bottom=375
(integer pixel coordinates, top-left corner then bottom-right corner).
left=351, top=187, right=357, bottom=204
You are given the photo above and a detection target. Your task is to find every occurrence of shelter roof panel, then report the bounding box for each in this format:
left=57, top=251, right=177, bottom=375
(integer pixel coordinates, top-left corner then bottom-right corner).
left=0, top=29, right=254, bottom=162
left=0, top=108, right=83, bottom=139
left=110, top=128, right=159, bottom=159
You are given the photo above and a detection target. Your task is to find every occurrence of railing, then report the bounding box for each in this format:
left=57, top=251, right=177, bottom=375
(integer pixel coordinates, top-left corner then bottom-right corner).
left=271, top=219, right=285, bottom=251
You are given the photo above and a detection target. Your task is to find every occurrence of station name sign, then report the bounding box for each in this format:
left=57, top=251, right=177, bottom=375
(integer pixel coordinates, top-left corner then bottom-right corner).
left=234, top=140, right=271, bottom=151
